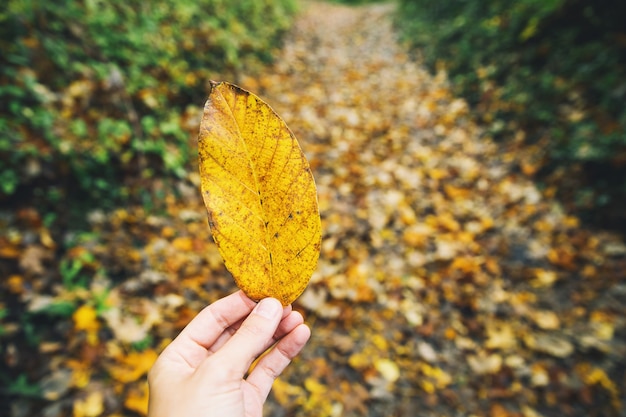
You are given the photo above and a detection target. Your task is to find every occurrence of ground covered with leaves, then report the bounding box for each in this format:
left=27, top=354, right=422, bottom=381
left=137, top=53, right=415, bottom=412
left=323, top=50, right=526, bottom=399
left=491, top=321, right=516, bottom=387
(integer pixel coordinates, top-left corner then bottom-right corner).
left=1, top=2, right=625, bottom=417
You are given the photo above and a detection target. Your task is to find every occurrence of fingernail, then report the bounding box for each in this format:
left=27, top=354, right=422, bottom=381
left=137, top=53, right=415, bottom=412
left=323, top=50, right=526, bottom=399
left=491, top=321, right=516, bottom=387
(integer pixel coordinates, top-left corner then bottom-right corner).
left=254, top=298, right=281, bottom=319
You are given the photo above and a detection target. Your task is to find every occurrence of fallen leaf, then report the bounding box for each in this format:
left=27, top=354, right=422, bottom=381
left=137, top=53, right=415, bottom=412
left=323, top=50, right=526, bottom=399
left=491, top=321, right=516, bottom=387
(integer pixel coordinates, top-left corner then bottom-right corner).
left=0, top=241, right=21, bottom=258
left=124, top=381, right=150, bottom=415
left=101, top=304, right=155, bottom=344
left=171, top=236, right=194, bottom=252
left=524, top=332, right=574, bottom=358
left=40, top=368, right=73, bottom=401
left=485, top=321, right=518, bottom=350
left=374, top=358, right=400, bottom=382
left=531, top=269, right=558, bottom=288
left=73, top=305, right=100, bottom=333
left=417, top=341, right=438, bottom=363
left=6, top=275, right=24, bottom=294
left=530, top=363, right=549, bottom=387
left=19, top=245, right=51, bottom=275
left=348, top=350, right=372, bottom=371
left=107, top=349, right=158, bottom=383
left=490, top=403, right=511, bottom=417
left=522, top=405, right=545, bottom=417
left=40, top=227, right=56, bottom=248
left=528, top=310, right=560, bottom=330
left=67, top=359, right=92, bottom=388
left=272, top=378, right=306, bottom=408
left=198, top=81, right=321, bottom=305
left=577, top=364, right=622, bottom=410
left=73, top=390, right=104, bottom=417
left=417, top=362, right=452, bottom=392
left=589, top=311, right=615, bottom=340
left=467, top=352, right=502, bottom=375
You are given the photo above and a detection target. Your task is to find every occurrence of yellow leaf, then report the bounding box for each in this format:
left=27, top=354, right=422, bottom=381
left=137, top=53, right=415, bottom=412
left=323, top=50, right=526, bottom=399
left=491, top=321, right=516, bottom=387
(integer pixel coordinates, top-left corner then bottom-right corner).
left=107, top=349, right=158, bottom=383
left=125, top=381, right=150, bottom=416
left=450, top=256, right=482, bottom=275
left=172, top=236, right=193, bottom=252
left=272, top=378, right=306, bottom=408
left=198, top=81, right=321, bottom=305
left=304, top=377, right=327, bottom=395
left=374, top=358, right=400, bottom=382
left=531, top=269, right=558, bottom=288
left=0, top=240, right=21, bottom=258
left=67, top=359, right=92, bottom=388
left=6, top=275, right=24, bottom=294
left=485, top=321, right=517, bottom=350
left=73, top=305, right=99, bottom=332
left=417, top=362, right=452, bottom=392
left=467, top=352, right=502, bottom=375
left=73, top=391, right=104, bottom=417
left=529, top=310, right=560, bottom=330
left=348, top=351, right=370, bottom=371
left=40, top=227, right=56, bottom=248
left=577, top=365, right=621, bottom=410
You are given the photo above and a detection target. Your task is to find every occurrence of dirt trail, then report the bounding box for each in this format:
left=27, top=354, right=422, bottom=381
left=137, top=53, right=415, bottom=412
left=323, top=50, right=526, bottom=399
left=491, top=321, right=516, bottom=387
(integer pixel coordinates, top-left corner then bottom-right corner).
left=235, top=3, right=626, bottom=416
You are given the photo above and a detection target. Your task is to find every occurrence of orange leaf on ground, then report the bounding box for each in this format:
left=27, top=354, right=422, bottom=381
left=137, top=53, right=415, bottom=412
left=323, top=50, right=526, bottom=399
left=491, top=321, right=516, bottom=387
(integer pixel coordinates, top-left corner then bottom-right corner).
left=107, top=349, right=158, bottom=383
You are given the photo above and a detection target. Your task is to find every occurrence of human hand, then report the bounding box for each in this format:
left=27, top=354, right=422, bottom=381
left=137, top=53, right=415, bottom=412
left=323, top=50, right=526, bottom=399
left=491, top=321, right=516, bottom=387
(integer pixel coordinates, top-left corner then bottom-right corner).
left=147, top=290, right=311, bottom=417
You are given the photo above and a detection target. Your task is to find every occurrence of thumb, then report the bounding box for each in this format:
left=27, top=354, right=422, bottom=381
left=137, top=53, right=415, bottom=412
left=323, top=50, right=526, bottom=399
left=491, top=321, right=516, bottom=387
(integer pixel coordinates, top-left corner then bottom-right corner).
left=207, top=298, right=284, bottom=377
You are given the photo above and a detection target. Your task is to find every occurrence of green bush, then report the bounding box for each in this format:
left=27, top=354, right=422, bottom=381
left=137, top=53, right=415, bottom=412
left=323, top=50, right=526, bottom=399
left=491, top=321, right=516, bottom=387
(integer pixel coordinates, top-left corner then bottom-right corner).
left=395, top=0, right=626, bottom=163
left=0, top=0, right=297, bottom=209
left=329, top=0, right=384, bottom=4
left=395, top=0, right=626, bottom=225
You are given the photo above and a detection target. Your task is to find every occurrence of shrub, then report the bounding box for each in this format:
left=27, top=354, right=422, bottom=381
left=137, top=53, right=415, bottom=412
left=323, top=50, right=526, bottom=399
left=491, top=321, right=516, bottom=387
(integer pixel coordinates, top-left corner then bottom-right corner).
left=396, top=0, right=626, bottom=156
left=0, top=0, right=297, bottom=210
left=396, top=0, right=626, bottom=226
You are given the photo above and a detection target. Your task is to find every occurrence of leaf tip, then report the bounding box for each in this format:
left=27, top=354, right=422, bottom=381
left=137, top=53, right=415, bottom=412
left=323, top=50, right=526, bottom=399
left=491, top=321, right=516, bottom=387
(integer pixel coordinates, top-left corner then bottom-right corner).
left=208, top=80, right=224, bottom=96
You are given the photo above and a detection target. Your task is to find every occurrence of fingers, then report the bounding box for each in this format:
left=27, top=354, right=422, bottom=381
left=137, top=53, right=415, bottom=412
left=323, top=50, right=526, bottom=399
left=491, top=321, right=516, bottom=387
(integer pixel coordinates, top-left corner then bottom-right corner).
left=182, top=291, right=256, bottom=345
left=205, top=298, right=285, bottom=377
left=161, top=291, right=256, bottom=369
left=274, top=309, right=306, bottom=341
left=246, top=323, right=311, bottom=401
left=208, top=303, right=293, bottom=354
left=157, top=290, right=309, bottom=387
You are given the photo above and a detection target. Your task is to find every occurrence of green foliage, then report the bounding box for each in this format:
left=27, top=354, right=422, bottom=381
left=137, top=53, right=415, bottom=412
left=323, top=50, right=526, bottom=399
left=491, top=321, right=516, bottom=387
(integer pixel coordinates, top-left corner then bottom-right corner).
left=35, top=301, right=77, bottom=318
left=0, top=0, right=297, bottom=211
left=59, top=257, right=91, bottom=290
left=395, top=0, right=626, bottom=164
left=131, top=334, right=155, bottom=352
left=0, top=307, right=7, bottom=337
left=4, top=374, right=42, bottom=398
left=329, top=0, right=384, bottom=4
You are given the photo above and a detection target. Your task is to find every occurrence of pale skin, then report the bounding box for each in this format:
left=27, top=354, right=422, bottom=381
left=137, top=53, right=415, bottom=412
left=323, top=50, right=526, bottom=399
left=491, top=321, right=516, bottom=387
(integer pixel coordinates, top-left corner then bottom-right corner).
left=147, top=290, right=311, bottom=417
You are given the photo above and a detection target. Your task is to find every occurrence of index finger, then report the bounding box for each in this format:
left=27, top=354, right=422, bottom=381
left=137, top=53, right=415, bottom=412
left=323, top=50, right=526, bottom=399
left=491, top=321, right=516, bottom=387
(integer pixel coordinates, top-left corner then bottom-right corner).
left=207, top=304, right=293, bottom=354
left=181, top=290, right=257, bottom=349
left=160, top=291, right=257, bottom=369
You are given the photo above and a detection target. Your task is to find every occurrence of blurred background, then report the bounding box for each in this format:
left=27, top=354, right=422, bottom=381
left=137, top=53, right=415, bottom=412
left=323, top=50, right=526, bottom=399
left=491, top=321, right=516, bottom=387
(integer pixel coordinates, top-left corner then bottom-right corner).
left=1, top=0, right=624, bottom=416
